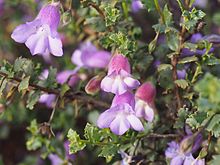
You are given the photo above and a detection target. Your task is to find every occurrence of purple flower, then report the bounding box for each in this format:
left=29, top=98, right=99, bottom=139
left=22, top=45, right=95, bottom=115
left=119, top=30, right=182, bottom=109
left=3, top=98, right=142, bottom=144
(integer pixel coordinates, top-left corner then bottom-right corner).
left=131, top=0, right=143, bottom=13
left=48, top=154, right=66, bottom=165
left=71, top=42, right=111, bottom=69
left=101, top=54, right=140, bottom=95
left=165, top=134, right=205, bottom=165
left=177, top=69, right=187, bottom=79
left=97, top=92, right=144, bottom=135
left=11, top=2, right=63, bottom=56
left=38, top=69, right=56, bottom=108
left=135, top=82, right=156, bottom=122
left=56, top=70, right=80, bottom=88
left=181, top=33, right=214, bottom=57
left=193, top=0, right=208, bottom=8
left=39, top=94, right=56, bottom=108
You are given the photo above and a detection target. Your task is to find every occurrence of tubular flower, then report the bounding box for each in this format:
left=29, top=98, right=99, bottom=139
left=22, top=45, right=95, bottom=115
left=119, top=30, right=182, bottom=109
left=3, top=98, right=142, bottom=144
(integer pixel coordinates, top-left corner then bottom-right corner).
left=71, top=41, right=111, bottom=69
left=101, top=54, right=140, bottom=95
left=165, top=133, right=204, bottom=165
left=97, top=92, right=144, bottom=135
left=11, top=2, right=63, bottom=56
left=56, top=70, right=80, bottom=88
left=135, top=82, right=156, bottom=122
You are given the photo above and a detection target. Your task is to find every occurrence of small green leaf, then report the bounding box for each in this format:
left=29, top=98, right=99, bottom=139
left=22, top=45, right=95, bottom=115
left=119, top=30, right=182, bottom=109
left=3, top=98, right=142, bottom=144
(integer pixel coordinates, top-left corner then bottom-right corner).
left=174, top=79, right=189, bottom=89
left=157, top=64, right=173, bottom=72
left=210, top=155, right=220, bottom=165
left=26, top=91, right=41, bottom=110
left=104, top=5, right=120, bottom=27
left=60, top=84, right=70, bottom=97
left=18, top=76, right=30, bottom=92
left=178, top=56, right=198, bottom=64
left=98, top=144, right=119, bottom=163
left=67, top=129, right=86, bottom=154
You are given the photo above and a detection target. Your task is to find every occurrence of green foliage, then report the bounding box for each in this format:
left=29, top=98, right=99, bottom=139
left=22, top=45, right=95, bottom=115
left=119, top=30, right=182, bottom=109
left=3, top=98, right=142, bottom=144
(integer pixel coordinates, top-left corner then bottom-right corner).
left=100, top=31, right=137, bottom=56
left=67, top=129, right=86, bottom=154
left=174, top=79, right=189, bottom=89
left=26, top=91, right=41, bottom=110
left=18, top=76, right=30, bottom=92
left=68, top=123, right=121, bottom=162
left=104, top=5, right=120, bottom=27
left=181, top=8, right=206, bottom=32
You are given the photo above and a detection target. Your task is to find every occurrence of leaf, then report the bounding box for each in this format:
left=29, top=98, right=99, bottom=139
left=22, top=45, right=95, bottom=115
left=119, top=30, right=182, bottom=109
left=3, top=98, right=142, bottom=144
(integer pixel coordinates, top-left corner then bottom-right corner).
left=186, top=112, right=207, bottom=129
left=145, top=0, right=155, bottom=12
left=206, top=114, right=220, bottom=137
left=104, top=5, right=120, bottom=27
left=18, top=76, right=30, bottom=92
left=174, top=79, right=189, bottom=89
left=178, top=56, right=198, bottom=64
left=148, top=33, right=159, bottom=54
left=174, top=108, right=189, bottom=129
left=163, top=4, right=173, bottom=26
left=210, top=155, right=220, bottom=165
left=60, top=84, right=70, bottom=97
left=26, top=91, right=41, bottom=110
left=67, top=129, right=86, bottom=154
left=98, top=144, right=119, bottom=163
left=84, top=123, right=102, bottom=143
left=166, top=30, right=180, bottom=51
left=157, top=64, right=173, bottom=72
left=14, top=57, right=34, bottom=76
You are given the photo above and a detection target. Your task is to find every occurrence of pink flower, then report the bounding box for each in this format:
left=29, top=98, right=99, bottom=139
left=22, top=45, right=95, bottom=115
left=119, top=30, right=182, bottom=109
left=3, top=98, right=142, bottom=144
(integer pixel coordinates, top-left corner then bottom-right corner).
left=97, top=92, right=144, bottom=135
left=71, top=42, right=111, bottom=69
left=135, top=82, right=156, bottom=122
left=101, top=54, right=140, bottom=95
left=11, top=2, right=63, bottom=56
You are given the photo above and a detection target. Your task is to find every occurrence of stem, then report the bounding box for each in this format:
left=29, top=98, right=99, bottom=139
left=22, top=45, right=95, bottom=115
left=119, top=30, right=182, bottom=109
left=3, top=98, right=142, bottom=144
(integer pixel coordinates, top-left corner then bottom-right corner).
left=87, top=2, right=105, bottom=19
left=0, top=71, right=109, bottom=109
left=48, top=96, right=59, bottom=124
left=154, top=0, right=165, bottom=24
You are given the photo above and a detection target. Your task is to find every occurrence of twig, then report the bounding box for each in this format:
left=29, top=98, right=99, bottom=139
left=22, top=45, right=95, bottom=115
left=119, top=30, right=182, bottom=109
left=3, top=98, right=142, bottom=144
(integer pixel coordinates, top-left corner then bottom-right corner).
left=154, top=0, right=165, bottom=24
left=0, top=71, right=109, bottom=109
left=87, top=2, right=105, bottom=19
left=48, top=96, right=59, bottom=124
left=147, top=133, right=179, bottom=138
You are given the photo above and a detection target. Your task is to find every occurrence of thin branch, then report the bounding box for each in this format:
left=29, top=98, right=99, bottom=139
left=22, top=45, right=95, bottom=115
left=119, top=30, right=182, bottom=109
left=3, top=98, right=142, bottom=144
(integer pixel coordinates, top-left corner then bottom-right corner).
left=147, top=133, right=179, bottom=138
left=48, top=96, right=59, bottom=124
left=0, top=71, right=110, bottom=109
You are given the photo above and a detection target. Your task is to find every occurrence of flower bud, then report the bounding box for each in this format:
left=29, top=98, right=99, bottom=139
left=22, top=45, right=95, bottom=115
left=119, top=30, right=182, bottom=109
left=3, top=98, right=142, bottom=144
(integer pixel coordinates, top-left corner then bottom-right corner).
left=85, top=75, right=102, bottom=95
left=180, top=133, right=203, bottom=154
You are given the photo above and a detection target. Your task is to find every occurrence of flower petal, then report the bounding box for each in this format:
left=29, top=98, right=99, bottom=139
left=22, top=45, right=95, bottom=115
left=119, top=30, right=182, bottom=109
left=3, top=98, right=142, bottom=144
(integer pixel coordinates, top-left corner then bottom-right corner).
left=71, top=49, right=84, bottom=67
left=25, top=25, right=50, bottom=55
left=100, top=76, right=114, bottom=93
left=82, top=50, right=111, bottom=68
left=144, top=105, right=154, bottom=122
left=11, top=19, right=41, bottom=43
left=110, top=115, right=130, bottom=135
left=170, top=155, right=184, bottom=165
left=124, top=76, right=140, bottom=89
left=48, top=35, right=63, bottom=56
left=97, top=108, right=117, bottom=129
left=126, top=114, right=144, bottom=131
